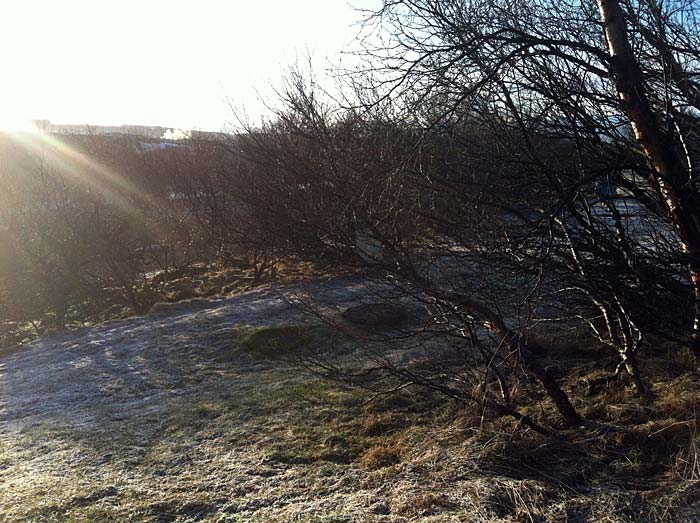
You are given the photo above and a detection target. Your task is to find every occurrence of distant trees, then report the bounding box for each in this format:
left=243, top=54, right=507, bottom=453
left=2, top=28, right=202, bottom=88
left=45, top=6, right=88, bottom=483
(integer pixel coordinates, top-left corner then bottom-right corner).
left=0, top=127, right=308, bottom=343
left=0, top=137, right=93, bottom=331
left=0, top=132, right=230, bottom=337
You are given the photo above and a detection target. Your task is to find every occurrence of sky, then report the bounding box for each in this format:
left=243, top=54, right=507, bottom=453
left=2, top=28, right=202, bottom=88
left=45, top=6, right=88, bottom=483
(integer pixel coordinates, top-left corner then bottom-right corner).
left=0, top=1, right=376, bottom=132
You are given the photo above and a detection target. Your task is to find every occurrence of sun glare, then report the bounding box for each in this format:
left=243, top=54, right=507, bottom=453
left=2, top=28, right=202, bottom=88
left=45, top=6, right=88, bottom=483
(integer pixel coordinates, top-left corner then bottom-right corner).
left=0, top=1, right=369, bottom=132
left=0, top=116, right=39, bottom=134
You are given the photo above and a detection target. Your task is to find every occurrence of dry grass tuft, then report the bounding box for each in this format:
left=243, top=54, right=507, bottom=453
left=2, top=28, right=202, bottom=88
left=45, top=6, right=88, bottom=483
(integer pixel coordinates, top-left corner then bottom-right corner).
left=356, top=441, right=405, bottom=469
left=391, top=491, right=453, bottom=517
left=361, top=412, right=407, bottom=437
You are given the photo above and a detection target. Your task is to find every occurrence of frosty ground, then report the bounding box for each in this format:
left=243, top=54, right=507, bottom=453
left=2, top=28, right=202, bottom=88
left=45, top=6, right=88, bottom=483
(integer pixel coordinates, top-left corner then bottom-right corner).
left=0, top=277, right=454, bottom=522
left=0, top=276, right=695, bottom=522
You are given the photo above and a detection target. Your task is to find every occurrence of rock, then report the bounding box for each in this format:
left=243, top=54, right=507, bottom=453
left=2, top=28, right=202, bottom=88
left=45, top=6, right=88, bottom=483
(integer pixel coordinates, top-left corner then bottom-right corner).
left=372, top=502, right=392, bottom=515
left=341, top=302, right=414, bottom=330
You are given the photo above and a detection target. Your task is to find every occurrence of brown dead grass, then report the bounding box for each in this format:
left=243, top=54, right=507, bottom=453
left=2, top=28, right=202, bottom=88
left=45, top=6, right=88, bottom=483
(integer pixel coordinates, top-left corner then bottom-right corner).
left=391, top=491, right=454, bottom=517
left=357, top=441, right=405, bottom=470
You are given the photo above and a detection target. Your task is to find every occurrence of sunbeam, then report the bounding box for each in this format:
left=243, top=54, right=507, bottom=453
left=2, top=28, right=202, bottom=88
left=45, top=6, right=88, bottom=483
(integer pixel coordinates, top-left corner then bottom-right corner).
left=2, top=129, right=170, bottom=239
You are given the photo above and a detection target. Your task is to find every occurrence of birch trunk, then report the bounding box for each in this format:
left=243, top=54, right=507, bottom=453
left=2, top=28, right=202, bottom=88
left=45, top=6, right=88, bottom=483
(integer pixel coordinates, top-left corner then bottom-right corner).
left=597, top=0, right=700, bottom=357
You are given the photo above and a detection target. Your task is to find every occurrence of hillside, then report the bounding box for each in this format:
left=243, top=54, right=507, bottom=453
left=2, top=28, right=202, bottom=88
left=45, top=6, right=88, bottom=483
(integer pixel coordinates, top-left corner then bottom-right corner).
left=0, top=276, right=698, bottom=522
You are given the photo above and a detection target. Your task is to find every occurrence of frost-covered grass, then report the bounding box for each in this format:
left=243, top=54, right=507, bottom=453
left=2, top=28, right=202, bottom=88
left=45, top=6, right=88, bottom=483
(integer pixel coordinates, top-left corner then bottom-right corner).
left=1, top=276, right=699, bottom=522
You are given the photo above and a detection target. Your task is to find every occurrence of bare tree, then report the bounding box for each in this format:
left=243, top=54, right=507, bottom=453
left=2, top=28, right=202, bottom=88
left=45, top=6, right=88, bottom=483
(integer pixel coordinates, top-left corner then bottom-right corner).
left=233, top=0, right=700, bottom=426
left=234, top=73, right=586, bottom=428
left=349, top=0, right=700, bottom=382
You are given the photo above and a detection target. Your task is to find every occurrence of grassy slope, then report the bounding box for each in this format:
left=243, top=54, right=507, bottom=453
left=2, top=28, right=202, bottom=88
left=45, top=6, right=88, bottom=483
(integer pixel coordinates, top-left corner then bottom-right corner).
left=1, top=282, right=699, bottom=522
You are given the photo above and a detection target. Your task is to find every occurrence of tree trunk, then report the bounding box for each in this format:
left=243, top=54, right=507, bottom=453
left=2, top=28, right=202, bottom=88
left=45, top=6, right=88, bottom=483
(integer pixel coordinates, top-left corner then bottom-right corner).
left=518, top=339, right=584, bottom=427
left=431, top=287, right=583, bottom=427
left=597, top=0, right=700, bottom=358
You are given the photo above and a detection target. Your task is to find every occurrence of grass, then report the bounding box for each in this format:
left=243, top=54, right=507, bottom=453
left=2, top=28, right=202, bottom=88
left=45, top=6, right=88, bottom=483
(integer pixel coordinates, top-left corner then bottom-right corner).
left=6, top=320, right=700, bottom=522
left=7, top=368, right=700, bottom=522
left=362, top=412, right=409, bottom=437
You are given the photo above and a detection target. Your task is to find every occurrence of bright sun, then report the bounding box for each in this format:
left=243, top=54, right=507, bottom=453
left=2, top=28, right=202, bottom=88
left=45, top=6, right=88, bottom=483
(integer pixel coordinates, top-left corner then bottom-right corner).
left=0, top=115, right=40, bottom=134
left=0, top=1, right=365, bottom=132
